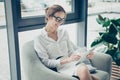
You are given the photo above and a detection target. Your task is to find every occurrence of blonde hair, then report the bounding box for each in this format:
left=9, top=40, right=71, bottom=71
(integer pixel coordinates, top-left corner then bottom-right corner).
left=45, top=5, right=66, bottom=23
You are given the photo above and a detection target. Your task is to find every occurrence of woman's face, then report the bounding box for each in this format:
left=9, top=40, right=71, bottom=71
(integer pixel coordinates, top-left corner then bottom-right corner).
left=47, top=11, right=66, bottom=31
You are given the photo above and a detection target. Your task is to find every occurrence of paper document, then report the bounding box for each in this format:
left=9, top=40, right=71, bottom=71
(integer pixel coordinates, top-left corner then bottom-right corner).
left=75, top=47, right=95, bottom=65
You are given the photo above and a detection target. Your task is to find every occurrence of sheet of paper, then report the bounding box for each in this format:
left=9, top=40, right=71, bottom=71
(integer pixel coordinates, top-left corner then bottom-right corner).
left=75, top=47, right=95, bottom=65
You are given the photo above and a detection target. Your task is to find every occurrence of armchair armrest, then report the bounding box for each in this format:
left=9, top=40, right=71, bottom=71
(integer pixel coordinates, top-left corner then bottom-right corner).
left=33, top=60, right=78, bottom=80
left=90, top=53, right=112, bottom=76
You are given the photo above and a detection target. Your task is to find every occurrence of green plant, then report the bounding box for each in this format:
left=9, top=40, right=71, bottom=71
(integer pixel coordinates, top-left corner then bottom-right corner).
left=91, top=14, right=120, bottom=66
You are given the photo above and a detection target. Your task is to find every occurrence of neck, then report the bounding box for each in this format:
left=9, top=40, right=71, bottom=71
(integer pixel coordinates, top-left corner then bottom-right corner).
left=45, top=26, right=58, bottom=41
left=45, top=26, right=57, bottom=34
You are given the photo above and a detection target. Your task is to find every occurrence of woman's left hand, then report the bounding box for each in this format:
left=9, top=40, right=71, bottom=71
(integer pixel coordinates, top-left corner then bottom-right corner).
left=87, top=52, right=94, bottom=59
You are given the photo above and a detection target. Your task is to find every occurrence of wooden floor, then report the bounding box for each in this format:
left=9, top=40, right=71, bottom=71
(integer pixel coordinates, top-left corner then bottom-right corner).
left=111, top=62, right=120, bottom=80
left=111, top=77, right=120, bottom=80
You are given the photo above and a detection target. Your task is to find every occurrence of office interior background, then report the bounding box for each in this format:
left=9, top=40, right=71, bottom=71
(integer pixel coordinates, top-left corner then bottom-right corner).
left=0, top=0, right=120, bottom=80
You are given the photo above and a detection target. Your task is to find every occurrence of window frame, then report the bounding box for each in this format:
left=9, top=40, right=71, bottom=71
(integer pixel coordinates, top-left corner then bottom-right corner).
left=16, top=0, right=84, bottom=31
left=4, top=0, right=87, bottom=80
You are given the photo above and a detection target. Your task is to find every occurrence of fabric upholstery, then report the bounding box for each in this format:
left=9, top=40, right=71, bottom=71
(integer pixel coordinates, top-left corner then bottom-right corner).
left=21, top=40, right=112, bottom=80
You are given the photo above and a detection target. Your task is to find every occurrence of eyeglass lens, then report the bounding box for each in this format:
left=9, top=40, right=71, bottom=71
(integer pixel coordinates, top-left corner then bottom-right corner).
left=53, top=15, right=65, bottom=23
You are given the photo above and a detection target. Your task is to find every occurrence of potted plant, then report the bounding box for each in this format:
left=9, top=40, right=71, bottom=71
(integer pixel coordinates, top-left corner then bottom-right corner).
left=91, top=14, right=120, bottom=66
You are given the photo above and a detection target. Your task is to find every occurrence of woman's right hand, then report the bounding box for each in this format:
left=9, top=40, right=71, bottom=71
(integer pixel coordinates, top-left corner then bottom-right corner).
left=68, top=54, right=81, bottom=62
left=60, top=54, right=81, bottom=65
left=60, top=54, right=82, bottom=65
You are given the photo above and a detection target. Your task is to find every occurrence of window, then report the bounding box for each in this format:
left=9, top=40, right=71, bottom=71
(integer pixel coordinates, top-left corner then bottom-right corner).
left=87, top=0, right=120, bottom=48
left=3, top=0, right=86, bottom=80
left=17, top=0, right=82, bottom=31
left=0, top=0, right=6, bottom=27
left=0, top=1, right=11, bottom=80
left=21, top=0, right=73, bottom=18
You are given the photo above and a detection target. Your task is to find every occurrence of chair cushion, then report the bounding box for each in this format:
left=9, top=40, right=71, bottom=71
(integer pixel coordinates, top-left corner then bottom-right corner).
left=92, top=70, right=109, bottom=80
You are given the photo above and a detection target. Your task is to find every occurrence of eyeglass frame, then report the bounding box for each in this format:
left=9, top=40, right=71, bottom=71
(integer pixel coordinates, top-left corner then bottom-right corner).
left=52, top=15, right=65, bottom=23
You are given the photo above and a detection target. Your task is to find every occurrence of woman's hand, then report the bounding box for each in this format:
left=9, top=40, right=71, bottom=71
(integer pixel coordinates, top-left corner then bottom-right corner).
left=60, top=54, right=81, bottom=64
left=68, top=54, right=81, bottom=62
left=87, top=52, right=94, bottom=59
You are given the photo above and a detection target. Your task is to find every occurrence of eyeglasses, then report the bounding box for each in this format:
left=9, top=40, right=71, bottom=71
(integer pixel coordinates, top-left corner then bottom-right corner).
left=52, top=15, right=65, bottom=23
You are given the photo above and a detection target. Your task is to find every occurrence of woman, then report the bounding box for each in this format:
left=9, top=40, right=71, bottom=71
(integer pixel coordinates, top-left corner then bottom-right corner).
left=34, top=4, right=99, bottom=80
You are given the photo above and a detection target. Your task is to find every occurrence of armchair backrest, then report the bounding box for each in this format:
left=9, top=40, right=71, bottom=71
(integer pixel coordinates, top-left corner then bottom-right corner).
left=21, top=40, right=44, bottom=80
left=21, top=40, right=77, bottom=80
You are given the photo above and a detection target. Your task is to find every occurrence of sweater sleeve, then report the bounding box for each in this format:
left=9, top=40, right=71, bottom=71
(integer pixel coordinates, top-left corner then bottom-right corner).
left=64, top=30, right=78, bottom=56
left=34, top=37, right=61, bottom=68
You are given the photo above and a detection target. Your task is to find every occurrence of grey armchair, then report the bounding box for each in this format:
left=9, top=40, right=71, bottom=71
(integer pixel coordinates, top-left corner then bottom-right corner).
left=21, top=40, right=112, bottom=80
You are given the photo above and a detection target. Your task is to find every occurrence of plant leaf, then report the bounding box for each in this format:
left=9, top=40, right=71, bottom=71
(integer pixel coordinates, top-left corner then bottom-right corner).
left=114, top=52, right=120, bottom=66
left=106, top=48, right=117, bottom=57
left=102, top=18, right=110, bottom=27
left=109, top=24, right=117, bottom=35
left=116, top=18, right=120, bottom=26
left=102, top=33, right=118, bottom=44
left=115, top=59, right=120, bottom=66
left=96, top=14, right=105, bottom=25
left=111, top=19, right=120, bottom=26
left=96, top=18, right=104, bottom=25
left=99, top=32, right=105, bottom=36
left=118, top=40, right=120, bottom=50
left=98, top=14, right=104, bottom=21
left=91, top=37, right=103, bottom=47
